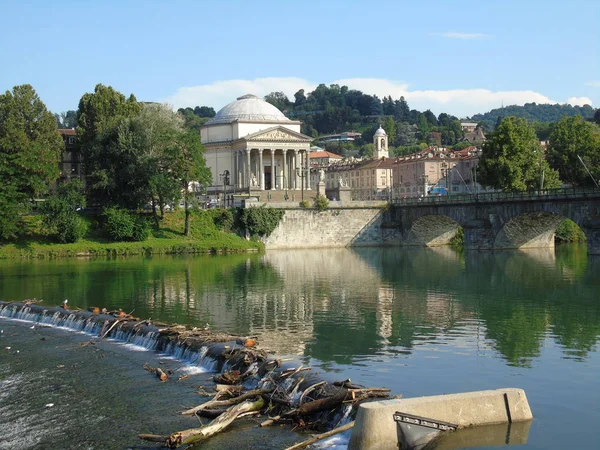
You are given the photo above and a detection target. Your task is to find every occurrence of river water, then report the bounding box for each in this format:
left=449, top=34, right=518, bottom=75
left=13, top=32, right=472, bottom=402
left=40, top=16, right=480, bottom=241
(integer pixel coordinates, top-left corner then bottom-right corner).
left=0, top=245, right=599, bottom=449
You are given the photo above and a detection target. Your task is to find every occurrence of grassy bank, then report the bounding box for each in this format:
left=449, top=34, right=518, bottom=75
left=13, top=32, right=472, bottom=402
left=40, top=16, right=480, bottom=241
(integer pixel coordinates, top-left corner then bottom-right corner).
left=0, top=210, right=262, bottom=259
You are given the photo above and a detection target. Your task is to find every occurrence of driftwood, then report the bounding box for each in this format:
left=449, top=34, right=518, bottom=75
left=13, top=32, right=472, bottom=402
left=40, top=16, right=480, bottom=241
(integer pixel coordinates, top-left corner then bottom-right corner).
left=294, top=389, right=348, bottom=416
left=156, top=368, right=168, bottom=382
left=181, top=388, right=272, bottom=415
left=215, top=384, right=243, bottom=395
left=140, top=398, right=265, bottom=448
left=285, top=421, right=355, bottom=450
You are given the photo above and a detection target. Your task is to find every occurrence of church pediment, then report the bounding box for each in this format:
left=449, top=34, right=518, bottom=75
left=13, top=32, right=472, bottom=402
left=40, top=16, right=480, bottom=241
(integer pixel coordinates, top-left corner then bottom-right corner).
left=242, top=126, right=312, bottom=142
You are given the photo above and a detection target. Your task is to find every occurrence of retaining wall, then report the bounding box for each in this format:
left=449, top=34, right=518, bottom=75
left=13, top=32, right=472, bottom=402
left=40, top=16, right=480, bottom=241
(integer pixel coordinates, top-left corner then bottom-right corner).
left=263, top=208, right=387, bottom=249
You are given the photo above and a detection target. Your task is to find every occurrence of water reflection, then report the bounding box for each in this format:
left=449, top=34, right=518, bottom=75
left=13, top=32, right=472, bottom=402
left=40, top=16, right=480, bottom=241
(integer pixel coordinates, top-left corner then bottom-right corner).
left=0, top=246, right=598, bottom=367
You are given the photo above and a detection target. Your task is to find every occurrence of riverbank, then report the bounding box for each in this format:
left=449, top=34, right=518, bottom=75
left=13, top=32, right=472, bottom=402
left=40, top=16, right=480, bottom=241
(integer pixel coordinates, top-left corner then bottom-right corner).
left=0, top=235, right=261, bottom=259
left=0, top=210, right=263, bottom=259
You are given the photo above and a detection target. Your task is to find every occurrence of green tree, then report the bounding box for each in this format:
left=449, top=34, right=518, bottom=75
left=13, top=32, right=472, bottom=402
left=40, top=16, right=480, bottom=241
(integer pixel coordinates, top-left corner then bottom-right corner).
left=76, top=84, right=141, bottom=206
left=55, top=110, right=78, bottom=129
left=478, top=116, right=561, bottom=191
left=41, top=179, right=87, bottom=243
left=168, top=128, right=211, bottom=236
left=383, top=116, right=396, bottom=146
left=0, top=84, right=63, bottom=240
left=264, top=92, right=291, bottom=111
left=395, top=122, right=418, bottom=146
left=548, top=116, right=600, bottom=186
left=394, top=96, right=410, bottom=121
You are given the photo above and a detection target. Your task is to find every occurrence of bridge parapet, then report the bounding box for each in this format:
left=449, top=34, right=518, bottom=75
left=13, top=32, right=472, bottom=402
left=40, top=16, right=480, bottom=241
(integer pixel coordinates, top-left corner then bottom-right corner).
left=391, top=187, right=600, bottom=207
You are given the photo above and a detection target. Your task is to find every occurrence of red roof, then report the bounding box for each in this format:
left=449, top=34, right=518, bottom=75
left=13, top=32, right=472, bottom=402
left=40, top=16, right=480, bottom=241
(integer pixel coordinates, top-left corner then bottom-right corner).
left=58, top=129, right=76, bottom=136
left=310, top=151, right=343, bottom=159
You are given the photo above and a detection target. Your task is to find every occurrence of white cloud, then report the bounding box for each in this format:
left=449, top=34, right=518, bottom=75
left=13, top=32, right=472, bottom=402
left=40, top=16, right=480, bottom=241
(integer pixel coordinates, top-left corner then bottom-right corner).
left=435, top=32, right=490, bottom=40
left=567, top=96, right=593, bottom=106
left=163, top=77, right=315, bottom=112
left=585, top=81, right=600, bottom=88
left=162, top=77, right=585, bottom=118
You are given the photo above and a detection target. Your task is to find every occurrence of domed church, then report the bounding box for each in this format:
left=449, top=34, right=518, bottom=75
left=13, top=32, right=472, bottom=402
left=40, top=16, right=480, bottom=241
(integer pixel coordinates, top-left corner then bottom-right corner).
left=200, top=94, right=312, bottom=195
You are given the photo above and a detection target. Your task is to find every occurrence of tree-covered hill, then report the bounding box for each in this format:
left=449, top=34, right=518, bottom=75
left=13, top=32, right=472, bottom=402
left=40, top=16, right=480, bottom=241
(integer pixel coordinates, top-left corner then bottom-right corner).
left=470, top=103, right=595, bottom=130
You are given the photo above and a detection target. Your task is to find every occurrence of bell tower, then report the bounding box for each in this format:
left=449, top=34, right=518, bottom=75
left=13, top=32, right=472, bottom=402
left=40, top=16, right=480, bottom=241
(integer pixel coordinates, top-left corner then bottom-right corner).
left=373, top=125, right=388, bottom=159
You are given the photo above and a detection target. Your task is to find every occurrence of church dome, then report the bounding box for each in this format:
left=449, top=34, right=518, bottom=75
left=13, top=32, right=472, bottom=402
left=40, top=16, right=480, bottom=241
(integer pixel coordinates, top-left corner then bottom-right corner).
left=206, top=94, right=291, bottom=125
left=374, top=125, right=387, bottom=137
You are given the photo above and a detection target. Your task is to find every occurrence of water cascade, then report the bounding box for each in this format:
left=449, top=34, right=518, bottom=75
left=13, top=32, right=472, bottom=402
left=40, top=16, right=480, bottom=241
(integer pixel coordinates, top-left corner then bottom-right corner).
left=0, top=300, right=389, bottom=445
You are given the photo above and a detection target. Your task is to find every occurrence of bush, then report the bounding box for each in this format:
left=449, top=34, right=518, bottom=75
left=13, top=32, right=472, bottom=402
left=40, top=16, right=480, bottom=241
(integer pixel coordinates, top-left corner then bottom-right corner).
left=103, top=207, right=149, bottom=242
left=299, top=200, right=310, bottom=208
left=313, top=195, right=329, bottom=211
left=239, top=206, right=284, bottom=238
left=450, top=226, right=465, bottom=249
left=132, top=217, right=151, bottom=241
left=41, top=180, right=87, bottom=243
left=209, top=209, right=234, bottom=232
left=556, top=219, right=586, bottom=243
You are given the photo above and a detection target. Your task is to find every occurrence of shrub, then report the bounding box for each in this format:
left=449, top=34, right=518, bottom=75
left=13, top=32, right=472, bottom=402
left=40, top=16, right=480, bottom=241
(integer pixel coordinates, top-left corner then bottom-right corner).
left=556, top=219, right=586, bottom=243
left=239, top=206, right=284, bottom=238
left=450, top=226, right=465, bottom=249
left=41, top=180, right=87, bottom=243
left=210, top=208, right=234, bottom=232
left=299, top=200, right=310, bottom=208
left=103, top=207, right=149, bottom=242
left=131, top=217, right=151, bottom=241
left=313, top=195, right=329, bottom=211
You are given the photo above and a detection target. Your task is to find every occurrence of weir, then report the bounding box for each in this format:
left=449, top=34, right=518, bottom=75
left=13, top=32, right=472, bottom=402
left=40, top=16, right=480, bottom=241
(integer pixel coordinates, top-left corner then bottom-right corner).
left=0, top=300, right=387, bottom=444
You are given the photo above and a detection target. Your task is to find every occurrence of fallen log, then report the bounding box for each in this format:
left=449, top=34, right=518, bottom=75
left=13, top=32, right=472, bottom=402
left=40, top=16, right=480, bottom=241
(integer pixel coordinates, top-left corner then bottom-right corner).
left=285, top=421, right=355, bottom=450
left=156, top=368, right=168, bottom=382
left=181, top=388, right=272, bottom=415
left=140, top=398, right=265, bottom=448
left=293, top=389, right=348, bottom=417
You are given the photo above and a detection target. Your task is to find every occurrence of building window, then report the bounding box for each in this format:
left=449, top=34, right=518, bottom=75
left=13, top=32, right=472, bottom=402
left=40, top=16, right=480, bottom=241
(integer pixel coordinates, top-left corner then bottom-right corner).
left=68, top=136, right=75, bottom=144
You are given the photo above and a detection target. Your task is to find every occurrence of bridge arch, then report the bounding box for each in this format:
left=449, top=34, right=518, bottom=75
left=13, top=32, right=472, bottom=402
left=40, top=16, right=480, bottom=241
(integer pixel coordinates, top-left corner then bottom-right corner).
left=494, top=211, right=567, bottom=249
left=405, top=214, right=461, bottom=247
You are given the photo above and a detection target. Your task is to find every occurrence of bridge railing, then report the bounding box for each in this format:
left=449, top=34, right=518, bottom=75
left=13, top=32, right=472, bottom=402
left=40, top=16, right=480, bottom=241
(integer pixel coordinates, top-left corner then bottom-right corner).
left=390, top=187, right=600, bottom=206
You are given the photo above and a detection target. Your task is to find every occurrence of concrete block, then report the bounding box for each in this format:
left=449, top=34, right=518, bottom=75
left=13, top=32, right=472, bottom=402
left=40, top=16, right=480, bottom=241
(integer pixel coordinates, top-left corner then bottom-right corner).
left=348, top=388, right=532, bottom=450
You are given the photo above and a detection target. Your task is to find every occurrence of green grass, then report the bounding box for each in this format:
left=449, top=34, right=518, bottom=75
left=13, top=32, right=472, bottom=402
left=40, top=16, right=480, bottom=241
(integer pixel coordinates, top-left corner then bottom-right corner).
left=0, top=210, right=262, bottom=259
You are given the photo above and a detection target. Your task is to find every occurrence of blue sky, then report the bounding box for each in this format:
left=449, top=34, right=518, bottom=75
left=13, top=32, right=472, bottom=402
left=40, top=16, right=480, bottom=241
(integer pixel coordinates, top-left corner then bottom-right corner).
left=1, top=0, right=598, bottom=117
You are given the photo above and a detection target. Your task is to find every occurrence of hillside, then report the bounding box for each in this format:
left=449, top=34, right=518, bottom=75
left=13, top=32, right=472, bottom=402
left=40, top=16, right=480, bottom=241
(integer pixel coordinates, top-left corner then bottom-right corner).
left=470, top=103, right=595, bottom=130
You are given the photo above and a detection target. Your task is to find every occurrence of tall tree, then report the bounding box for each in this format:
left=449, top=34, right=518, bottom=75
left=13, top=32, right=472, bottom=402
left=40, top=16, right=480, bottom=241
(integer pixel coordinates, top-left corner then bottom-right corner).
left=0, top=84, right=63, bottom=240
left=394, top=96, right=410, bottom=121
left=168, top=128, right=211, bottom=236
left=478, top=116, right=560, bottom=191
left=264, top=92, right=291, bottom=111
left=548, top=116, right=600, bottom=186
left=383, top=116, right=396, bottom=147
left=76, top=84, right=141, bottom=206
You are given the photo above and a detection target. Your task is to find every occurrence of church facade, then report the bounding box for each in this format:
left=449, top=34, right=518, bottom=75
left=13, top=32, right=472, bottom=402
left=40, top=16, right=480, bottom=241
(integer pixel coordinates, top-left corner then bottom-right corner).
left=200, top=94, right=313, bottom=195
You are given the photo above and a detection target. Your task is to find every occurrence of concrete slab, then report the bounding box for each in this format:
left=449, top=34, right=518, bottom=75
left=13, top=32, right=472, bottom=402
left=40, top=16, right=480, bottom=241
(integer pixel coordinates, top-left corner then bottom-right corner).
left=348, top=388, right=532, bottom=450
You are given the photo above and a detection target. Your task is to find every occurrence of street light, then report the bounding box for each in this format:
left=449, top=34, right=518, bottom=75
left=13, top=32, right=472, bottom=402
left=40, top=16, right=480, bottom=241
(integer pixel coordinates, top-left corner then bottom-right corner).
left=219, top=170, right=229, bottom=208
left=419, top=173, right=429, bottom=196
left=295, top=161, right=308, bottom=201
left=440, top=163, right=455, bottom=196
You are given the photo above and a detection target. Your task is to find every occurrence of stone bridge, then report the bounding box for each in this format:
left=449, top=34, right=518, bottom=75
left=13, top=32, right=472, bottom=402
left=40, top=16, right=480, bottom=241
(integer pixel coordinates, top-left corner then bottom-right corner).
left=385, top=189, right=600, bottom=254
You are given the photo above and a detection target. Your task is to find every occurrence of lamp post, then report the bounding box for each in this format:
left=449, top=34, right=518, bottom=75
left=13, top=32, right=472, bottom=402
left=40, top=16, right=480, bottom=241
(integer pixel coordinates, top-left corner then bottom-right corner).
left=295, top=161, right=308, bottom=201
left=219, top=171, right=229, bottom=208
left=419, top=173, right=429, bottom=196
left=440, top=163, right=455, bottom=196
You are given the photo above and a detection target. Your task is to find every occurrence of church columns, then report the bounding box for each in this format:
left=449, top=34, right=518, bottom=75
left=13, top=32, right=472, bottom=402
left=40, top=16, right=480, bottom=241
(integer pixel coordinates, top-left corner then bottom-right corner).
left=305, top=150, right=311, bottom=190
left=258, top=149, right=264, bottom=190
left=293, top=150, right=300, bottom=189
left=282, top=149, right=288, bottom=190
left=245, top=149, right=251, bottom=188
left=270, top=150, right=275, bottom=190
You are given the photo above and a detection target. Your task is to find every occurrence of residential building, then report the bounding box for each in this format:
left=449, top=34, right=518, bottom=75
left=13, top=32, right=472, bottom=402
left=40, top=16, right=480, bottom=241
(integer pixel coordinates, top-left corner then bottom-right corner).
left=323, top=126, right=394, bottom=200
left=58, top=129, right=83, bottom=183
left=392, top=146, right=483, bottom=197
